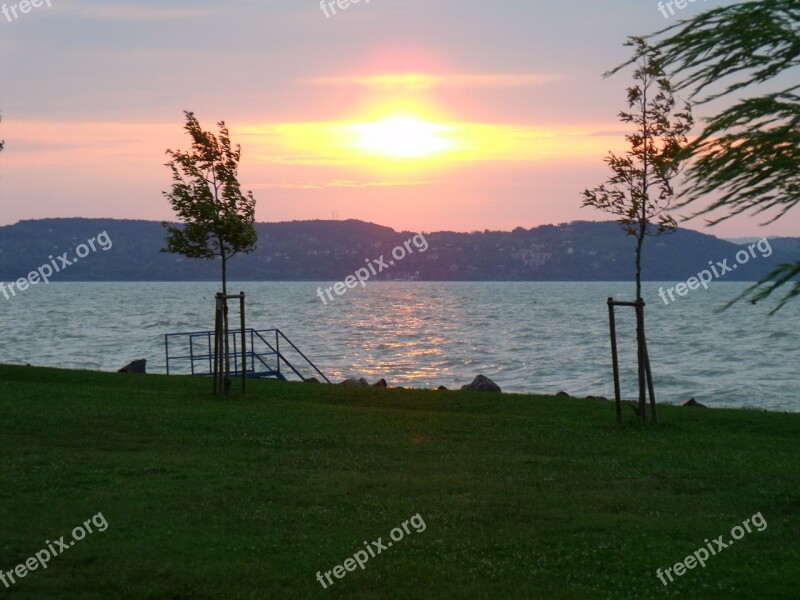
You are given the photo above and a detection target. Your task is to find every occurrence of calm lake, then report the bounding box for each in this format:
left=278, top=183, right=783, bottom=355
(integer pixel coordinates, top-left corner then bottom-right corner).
left=2, top=281, right=797, bottom=411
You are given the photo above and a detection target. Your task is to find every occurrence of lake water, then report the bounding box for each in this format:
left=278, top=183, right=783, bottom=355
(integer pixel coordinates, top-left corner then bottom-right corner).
left=1, top=281, right=798, bottom=411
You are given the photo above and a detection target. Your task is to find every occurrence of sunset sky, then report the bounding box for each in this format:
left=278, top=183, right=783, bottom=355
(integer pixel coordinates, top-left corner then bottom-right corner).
left=2, top=0, right=794, bottom=237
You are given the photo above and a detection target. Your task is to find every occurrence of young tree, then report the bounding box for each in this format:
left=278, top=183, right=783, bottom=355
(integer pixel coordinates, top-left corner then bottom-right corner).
left=622, top=1, right=799, bottom=311
left=163, top=111, right=258, bottom=392
left=162, top=111, right=257, bottom=296
left=583, top=37, right=693, bottom=423
left=583, top=37, right=694, bottom=301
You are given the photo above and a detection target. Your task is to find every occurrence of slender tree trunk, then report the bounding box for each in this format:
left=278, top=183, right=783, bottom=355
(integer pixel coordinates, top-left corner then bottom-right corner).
left=635, top=233, right=644, bottom=302
left=221, top=251, right=227, bottom=296
left=636, top=64, right=651, bottom=420
left=638, top=65, right=650, bottom=303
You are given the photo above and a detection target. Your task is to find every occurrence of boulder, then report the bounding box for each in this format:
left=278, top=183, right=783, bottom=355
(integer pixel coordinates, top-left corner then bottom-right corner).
left=341, top=378, right=369, bottom=386
left=372, top=378, right=387, bottom=388
left=555, top=391, right=570, bottom=397
left=460, top=374, right=501, bottom=393
left=437, top=385, right=449, bottom=391
left=681, top=397, right=707, bottom=408
left=118, top=359, right=146, bottom=374
left=304, top=377, right=320, bottom=384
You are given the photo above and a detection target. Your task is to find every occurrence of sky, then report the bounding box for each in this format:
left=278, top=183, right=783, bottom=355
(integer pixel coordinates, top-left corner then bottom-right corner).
left=0, top=0, right=796, bottom=237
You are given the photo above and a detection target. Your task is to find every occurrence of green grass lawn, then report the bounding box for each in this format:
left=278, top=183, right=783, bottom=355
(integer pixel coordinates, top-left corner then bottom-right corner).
left=0, top=364, right=797, bottom=599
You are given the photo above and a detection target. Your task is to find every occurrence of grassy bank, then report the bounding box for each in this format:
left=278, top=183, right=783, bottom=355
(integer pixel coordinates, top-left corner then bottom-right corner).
left=0, top=364, right=797, bottom=599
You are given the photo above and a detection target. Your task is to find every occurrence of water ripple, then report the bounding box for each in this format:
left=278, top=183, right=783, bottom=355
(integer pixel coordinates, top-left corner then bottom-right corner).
left=0, top=281, right=797, bottom=411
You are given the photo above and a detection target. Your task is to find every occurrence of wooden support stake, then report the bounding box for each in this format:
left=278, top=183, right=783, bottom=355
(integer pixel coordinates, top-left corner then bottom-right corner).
left=607, top=298, right=622, bottom=424
left=635, top=300, right=647, bottom=423
left=240, top=292, right=247, bottom=395
left=213, top=294, right=223, bottom=395
left=643, top=338, right=657, bottom=424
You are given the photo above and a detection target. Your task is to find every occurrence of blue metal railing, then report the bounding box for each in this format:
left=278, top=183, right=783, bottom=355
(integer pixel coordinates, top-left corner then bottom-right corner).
left=164, top=328, right=330, bottom=383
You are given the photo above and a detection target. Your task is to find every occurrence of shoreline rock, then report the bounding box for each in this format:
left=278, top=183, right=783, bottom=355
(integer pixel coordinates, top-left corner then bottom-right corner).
left=681, top=398, right=707, bottom=408
left=460, top=374, right=501, bottom=393
left=118, top=359, right=146, bottom=374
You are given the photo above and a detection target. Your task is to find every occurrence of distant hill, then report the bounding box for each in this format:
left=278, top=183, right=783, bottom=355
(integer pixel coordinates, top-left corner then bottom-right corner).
left=727, top=236, right=800, bottom=254
left=0, top=218, right=796, bottom=282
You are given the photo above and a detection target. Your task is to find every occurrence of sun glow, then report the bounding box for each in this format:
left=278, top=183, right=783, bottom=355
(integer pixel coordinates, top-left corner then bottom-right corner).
left=239, top=89, right=626, bottom=172
left=345, top=115, right=456, bottom=159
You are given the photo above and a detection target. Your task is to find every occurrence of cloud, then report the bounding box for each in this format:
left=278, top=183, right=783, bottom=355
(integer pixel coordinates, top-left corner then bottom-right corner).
left=252, top=180, right=436, bottom=190
left=57, top=1, right=216, bottom=21
left=304, top=73, right=564, bottom=91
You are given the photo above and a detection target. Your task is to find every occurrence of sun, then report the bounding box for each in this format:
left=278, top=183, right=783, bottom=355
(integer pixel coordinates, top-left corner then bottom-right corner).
left=346, top=115, right=456, bottom=159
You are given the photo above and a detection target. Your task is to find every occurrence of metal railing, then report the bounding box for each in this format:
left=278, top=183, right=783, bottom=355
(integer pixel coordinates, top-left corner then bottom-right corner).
left=165, top=328, right=330, bottom=383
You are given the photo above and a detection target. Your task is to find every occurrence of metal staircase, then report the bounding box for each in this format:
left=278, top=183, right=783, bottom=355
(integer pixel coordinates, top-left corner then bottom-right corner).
left=164, top=328, right=330, bottom=383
